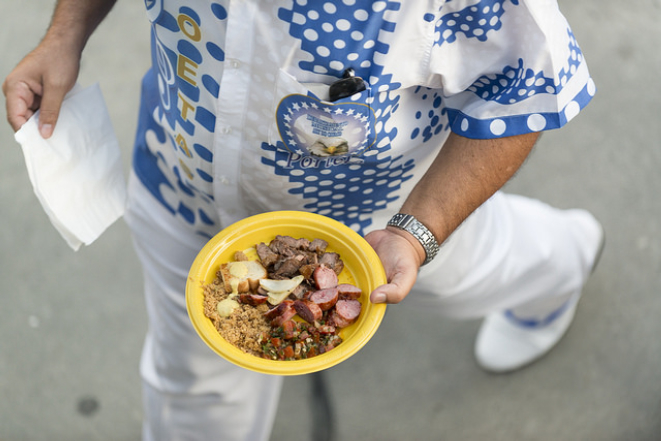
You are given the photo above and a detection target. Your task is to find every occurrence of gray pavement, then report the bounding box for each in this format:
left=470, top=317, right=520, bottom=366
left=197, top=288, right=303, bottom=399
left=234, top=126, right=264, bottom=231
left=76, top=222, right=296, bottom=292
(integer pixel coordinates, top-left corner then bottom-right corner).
left=1, top=1, right=660, bottom=440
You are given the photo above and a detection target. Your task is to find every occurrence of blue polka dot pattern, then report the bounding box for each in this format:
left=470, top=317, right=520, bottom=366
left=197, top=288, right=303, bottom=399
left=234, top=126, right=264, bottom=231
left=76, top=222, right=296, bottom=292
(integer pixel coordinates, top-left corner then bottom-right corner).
left=195, top=107, right=216, bottom=133
left=193, top=143, right=213, bottom=162
left=467, top=29, right=583, bottom=105
left=201, top=74, right=219, bottom=97
left=277, top=1, right=401, bottom=83
left=434, top=0, right=519, bottom=45
left=261, top=142, right=415, bottom=234
left=469, top=58, right=553, bottom=104
left=196, top=168, right=213, bottom=182
left=269, top=1, right=414, bottom=234
left=410, top=87, right=449, bottom=142
left=179, top=7, right=200, bottom=25
left=158, top=11, right=180, bottom=33
left=178, top=40, right=202, bottom=64
left=177, top=201, right=194, bottom=223
left=210, top=3, right=227, bottom=20
left=205, top=42, right=225, bottom=62
left=448, top=80, right=595, bottom=139
left=198, top=209, right=215, bottom=226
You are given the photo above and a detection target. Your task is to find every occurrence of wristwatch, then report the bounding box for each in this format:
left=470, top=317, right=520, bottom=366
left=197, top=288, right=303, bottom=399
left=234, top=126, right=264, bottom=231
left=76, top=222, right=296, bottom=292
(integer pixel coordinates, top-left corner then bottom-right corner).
left=387, top=213, right=440, bottom=266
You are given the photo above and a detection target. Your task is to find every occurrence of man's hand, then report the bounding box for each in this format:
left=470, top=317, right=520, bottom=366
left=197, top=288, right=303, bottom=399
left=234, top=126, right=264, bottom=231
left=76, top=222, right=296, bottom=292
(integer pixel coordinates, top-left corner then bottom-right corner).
left=2, top=0, right=117, bottom=138
left=3, top=40, right=81, bottom=137
left=364, top=227, right=424, bottom=304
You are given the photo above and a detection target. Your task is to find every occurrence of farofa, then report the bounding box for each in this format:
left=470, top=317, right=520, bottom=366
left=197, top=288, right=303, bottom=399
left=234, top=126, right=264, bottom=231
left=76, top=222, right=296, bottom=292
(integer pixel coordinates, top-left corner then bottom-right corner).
left=203, top=276, right=271, bottom=356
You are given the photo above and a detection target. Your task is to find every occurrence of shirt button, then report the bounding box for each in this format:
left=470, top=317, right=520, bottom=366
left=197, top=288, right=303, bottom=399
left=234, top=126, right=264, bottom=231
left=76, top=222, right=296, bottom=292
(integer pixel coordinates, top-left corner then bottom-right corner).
left=220, top=126, right=231, bottom=134
left=229, top=59, right=241, bottom=69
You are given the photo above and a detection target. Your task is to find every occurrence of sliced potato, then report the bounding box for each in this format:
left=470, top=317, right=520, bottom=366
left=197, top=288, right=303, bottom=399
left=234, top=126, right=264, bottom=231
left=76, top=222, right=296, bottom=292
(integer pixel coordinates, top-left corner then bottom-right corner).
left=219, top=260, right=268, bottom=294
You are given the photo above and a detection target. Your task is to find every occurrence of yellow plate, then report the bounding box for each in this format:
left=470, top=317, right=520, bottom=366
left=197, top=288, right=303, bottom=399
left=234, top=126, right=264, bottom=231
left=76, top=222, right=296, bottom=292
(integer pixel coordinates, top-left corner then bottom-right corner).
left=186, top=211, right=387, bottom=376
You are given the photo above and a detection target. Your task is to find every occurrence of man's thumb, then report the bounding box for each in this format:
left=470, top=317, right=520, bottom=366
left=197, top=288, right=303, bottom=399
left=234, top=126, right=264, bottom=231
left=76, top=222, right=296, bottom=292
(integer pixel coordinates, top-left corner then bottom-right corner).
left=37, top=85, right=69, bottom=139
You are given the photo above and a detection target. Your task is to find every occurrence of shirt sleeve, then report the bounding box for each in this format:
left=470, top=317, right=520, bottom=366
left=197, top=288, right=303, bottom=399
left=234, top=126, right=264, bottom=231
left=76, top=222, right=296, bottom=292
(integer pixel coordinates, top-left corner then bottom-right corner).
left=425, top=0, right=595, bottom=139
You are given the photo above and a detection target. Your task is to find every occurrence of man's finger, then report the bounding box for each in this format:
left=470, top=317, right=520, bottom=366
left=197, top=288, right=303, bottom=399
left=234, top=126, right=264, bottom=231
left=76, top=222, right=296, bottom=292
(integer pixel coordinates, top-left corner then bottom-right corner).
left=370, top=267, right=417, bottom=304
left=6, top=103, right=31, bottom=132
left=3, top=80, right=37, bottom=131
left=370, top=281, right=407, bottom=304
left=37, top=81, right=71, bottom=138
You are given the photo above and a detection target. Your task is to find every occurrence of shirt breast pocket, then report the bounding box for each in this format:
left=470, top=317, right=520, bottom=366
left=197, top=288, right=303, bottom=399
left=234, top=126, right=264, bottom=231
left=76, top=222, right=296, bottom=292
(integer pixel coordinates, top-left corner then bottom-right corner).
left=268, top=69, right=377, bottom=159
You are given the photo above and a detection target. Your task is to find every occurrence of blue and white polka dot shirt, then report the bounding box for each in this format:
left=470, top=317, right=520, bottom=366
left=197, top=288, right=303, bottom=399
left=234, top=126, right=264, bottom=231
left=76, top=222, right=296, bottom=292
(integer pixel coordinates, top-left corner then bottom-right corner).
left=133, top=0, right=594, bottom=238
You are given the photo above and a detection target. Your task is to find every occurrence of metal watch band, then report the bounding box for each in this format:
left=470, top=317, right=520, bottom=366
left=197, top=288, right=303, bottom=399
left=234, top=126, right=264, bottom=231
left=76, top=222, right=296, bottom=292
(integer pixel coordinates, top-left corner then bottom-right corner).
left=387, top=213, right=440, bottom=266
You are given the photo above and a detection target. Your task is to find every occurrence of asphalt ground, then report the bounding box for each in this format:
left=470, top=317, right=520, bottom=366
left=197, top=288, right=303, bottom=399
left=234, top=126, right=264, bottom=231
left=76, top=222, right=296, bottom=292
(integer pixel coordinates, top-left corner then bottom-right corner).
left=1, top=1, right=660, bottom=440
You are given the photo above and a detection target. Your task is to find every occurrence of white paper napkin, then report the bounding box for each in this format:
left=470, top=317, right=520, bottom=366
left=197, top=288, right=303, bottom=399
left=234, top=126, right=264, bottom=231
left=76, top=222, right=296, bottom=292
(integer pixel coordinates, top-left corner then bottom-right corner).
left=15, top=83, right=127, bottom=251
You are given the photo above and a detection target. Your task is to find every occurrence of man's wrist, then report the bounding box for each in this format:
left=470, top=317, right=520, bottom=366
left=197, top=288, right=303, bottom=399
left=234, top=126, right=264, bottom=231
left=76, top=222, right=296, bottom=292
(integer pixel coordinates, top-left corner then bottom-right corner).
left=387, top=213, right=440, bottom=265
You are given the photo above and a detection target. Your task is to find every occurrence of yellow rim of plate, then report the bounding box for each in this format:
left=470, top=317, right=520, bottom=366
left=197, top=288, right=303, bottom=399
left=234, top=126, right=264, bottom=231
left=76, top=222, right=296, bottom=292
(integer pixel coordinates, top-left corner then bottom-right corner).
left=186, top=211, right=387, bottom=376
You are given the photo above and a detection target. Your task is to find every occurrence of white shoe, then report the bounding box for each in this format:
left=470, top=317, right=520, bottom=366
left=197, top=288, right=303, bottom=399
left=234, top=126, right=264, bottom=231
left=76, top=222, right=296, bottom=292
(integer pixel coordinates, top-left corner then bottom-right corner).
left=474, top=215, right=605, bottom=374
left=474, top=299, right=579, bottom=373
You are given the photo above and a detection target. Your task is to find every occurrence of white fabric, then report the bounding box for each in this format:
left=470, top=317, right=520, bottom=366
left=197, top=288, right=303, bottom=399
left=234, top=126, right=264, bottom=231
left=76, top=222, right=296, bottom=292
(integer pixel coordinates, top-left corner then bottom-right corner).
left=15, top=83, right=127, bottom=250
left=124, top=173, right=283, bottom=441
left=412, top=193, right=602, bottom=319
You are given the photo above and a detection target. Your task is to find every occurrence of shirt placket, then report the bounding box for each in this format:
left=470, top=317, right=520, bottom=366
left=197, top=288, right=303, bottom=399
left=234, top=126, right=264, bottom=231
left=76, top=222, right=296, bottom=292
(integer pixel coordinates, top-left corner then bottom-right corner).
left=212, top=0, right=256, bottom=227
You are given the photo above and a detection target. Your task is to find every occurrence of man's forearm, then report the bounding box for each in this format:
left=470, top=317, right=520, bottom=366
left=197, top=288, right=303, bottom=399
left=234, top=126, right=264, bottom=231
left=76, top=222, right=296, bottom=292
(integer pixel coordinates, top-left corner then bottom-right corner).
left=2, top=0, right=119, bottom=135
left=392, top=131, right=539, bottom=261
left=44, top=0, right=118, bottom=52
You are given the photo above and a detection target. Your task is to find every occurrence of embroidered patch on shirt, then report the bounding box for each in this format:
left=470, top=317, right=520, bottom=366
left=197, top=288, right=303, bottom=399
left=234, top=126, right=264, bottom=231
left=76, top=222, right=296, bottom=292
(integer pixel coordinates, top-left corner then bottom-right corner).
left=275, top=94, right=376, bottom=158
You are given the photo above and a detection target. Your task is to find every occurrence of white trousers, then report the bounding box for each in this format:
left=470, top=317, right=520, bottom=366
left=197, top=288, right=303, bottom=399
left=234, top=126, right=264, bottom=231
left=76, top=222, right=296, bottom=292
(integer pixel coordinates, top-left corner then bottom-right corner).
left=125, top=175, right=283, bottom=441
left=124, top=173, right=602, bottom=441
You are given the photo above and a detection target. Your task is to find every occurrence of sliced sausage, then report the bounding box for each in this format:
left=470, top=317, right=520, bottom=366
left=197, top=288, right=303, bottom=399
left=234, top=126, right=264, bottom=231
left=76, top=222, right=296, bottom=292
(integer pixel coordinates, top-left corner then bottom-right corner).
left=337, top=283, right=362, bottom=300
left=293, top=299, right=323, bottom=324
left=239, top=293, right=269, bottom=306
left=271, top=306, right=297, bottom=327
left=332, top=299, right=362, bottom=328
left=313, top=265, right=338, bottom=289
left=264, top=300, right=294, bottom=320
left=309, top=287, right=339, bottom=311
left=329, top=310, right=349, bottom=328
